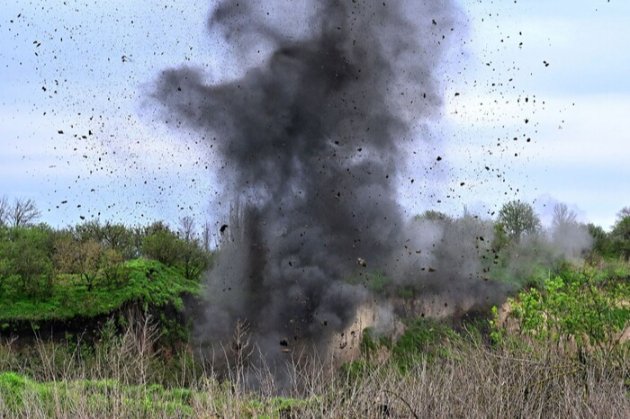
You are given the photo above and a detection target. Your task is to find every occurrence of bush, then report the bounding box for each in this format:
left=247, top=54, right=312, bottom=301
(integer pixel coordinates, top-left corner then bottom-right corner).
left=496, top=268, right=629, bottom=347
left=391, top=319, right=457, bottom=372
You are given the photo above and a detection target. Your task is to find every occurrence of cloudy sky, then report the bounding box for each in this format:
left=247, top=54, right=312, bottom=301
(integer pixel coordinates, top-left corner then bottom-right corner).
left=1, top=0, right=628, bottom=231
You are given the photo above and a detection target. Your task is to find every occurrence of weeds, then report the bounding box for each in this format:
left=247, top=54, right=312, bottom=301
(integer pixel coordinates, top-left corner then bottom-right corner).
left=0, top=317, right=627, bottom=418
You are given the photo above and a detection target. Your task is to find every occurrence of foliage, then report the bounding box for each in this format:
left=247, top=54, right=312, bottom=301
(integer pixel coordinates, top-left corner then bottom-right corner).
left=610, top=215, right=630, bottom=261
left=0, top=226, right=54, bottom=297
left=497, top=200, right=541, bottom=243
left=142, top=227, right=182, bottom=266
left=391, top=319, right=458, bottom=372
left=0, top=372, right=194, bottom=416
left=142, top=225, right=211, bottom=280
left=415, top=210, right=452, bottom=223
left=0, top=259, right=200, bottom=322
left=494, top=266, right=629, bottom=346
left=0, top=368, right=316, bottom=418
left=587, top=223, right=613, bottom=259
left=74, top=220, right=138, bottom=259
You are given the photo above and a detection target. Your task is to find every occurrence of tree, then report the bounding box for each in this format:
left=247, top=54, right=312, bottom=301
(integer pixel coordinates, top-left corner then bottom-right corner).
left=179, top=239, right=211, bottom=280
left=497, top=200, right=541, bottom=243
left=77, top=239, right=103, bottom=291
left=53, top=231, right=81, bottom=274
left=142, top=222, right=210, bottom=280
left=8, top=198, right=41, bottom=227
left=610, top=212, right=630, bottom=261
left=587, top=223, right=612, bottom=259
left=0, top=228, right=11, bottom=294
left=100, top=222, right=136, bottom=259
left=202, top=220, right=212, bottom=252
left=415, top=210, right=452, bottom=223
left=617, top=207, right=630, bottom=220
left=74, top=220, right=105, bottom=243
left=74, top=220, right=139, bottom=259
left=178, top=216, right=196, bottom=243
left=0, top=196, right=9, bottom=227
left=551, top=203, right=577, bottom=231
left=3, top=226, right=54, bottom=296
left=142, top=226, right=182, bottom=266
left=54, top=231, right=128, bottom=289
left=53, top=232, right=103, bottom=291
left=101, top=248, right=128, bottom=286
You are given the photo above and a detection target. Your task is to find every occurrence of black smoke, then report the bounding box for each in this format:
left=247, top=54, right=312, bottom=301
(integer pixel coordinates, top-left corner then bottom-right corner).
left=151, top=0, right=461, bottom=371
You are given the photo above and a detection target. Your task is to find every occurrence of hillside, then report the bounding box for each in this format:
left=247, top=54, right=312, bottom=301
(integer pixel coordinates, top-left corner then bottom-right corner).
left=0, top=259, right=200, bottom=327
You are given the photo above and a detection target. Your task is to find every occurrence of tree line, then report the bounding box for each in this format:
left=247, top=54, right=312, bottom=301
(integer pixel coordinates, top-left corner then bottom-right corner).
left=0, top=198, right=213, bottom=298
left=0, top=196, right=628, bottom=299
left=493, top=200, right=630, bottom=261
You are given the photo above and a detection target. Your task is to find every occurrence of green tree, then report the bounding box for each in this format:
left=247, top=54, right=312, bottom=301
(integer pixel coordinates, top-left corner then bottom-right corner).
left=491, top=222, right=509, bottom=253
left=179, top=239, right=211, bottom=280
left=587, top=223, right=612, bottom=259
left=2, top=226, right=54, bottom=297
left=0, top=227, right=11, bottom=294
left=497, top=200, right=541, bottom=243
left=74, top=220, right=138, bottom=258
left=77, top=239, right=103, bottom=291
left=0, top=196, right=8, bottom=227
left=100, top=222, right=137, bottom=259
left=142, top=226, right=182, bottom=266
left=142, top=222, right=210, bottom=280
left=100, top=248, right=129, bottom=286
left=610, top=210, right=630, bottom=261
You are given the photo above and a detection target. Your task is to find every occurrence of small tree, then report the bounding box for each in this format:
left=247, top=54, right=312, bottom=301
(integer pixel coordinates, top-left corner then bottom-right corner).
left=101, top=222, right=136, bottom=259
left=587, top=223, right=612, bottom=260
left=101, top=248, right=128, bottom=286
left=0, top=196, right=9, bottom=227
left=0, top=231, right=11, bottom=295
left=142, top=227, right=182, bottom=266
left=77, top=239, right=103, bottom=291
left=497, top=200, right=541, bottom=243
left=53, top=233, right=103, bottom=291
left=617, top=207, right=630, bottom=219
left=5, top=226, right=54, bottom=297
left=179, top=239, right=211, bottom=280
left=53, top=232, right=81, bottom=274
left=75, top=220, right=105, bottom=243
left=610, top=213, right=630, bottom=261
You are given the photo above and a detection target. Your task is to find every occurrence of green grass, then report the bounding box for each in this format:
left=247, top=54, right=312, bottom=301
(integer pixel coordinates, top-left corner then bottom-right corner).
left=0, top=259, right=200, bottom=322
left=0, top=372, right=315, bottom=417
left=391, top=318, right=459, bottom=372
left=0, top=371, right=195, bottom=416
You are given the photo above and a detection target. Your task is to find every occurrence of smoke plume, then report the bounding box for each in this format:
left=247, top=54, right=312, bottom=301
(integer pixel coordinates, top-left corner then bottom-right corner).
left=151, top=0, right=463, bottom=370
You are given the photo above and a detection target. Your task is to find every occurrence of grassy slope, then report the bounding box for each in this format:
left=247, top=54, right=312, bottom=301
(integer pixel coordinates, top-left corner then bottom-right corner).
left=0, top=259, right=200, bottom=322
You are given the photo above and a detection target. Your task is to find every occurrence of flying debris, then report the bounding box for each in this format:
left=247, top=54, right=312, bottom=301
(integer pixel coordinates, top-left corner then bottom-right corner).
left=150, top=0, right=509, bottom=382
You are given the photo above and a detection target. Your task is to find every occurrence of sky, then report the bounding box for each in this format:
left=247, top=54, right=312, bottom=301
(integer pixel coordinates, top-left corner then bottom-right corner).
left=0, top=0, right=628, bottom=232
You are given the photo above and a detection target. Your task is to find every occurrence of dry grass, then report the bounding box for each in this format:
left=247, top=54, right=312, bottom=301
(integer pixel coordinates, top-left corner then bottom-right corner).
left=0, top=316, right=627, bottom=418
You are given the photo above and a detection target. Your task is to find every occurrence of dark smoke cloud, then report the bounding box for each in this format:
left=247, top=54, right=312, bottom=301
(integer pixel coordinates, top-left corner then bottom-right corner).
left=151, top=0, right=461, bottom=369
